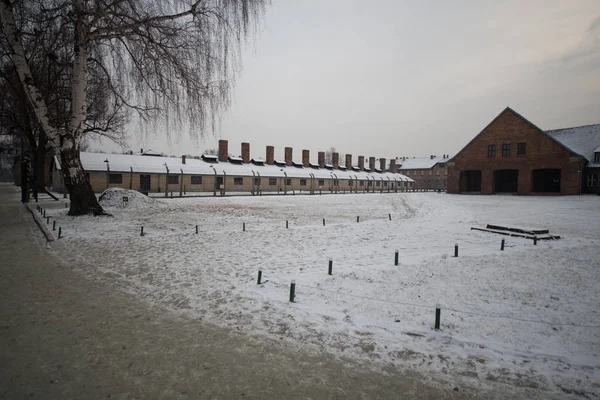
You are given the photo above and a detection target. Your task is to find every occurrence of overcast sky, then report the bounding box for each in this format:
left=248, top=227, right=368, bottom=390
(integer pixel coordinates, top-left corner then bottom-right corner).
left=95, top=0, right=600, bottom=163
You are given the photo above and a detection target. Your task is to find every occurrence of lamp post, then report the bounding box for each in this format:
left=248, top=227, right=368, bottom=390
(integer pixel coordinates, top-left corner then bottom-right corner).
left=210, top=165, right=217, bottom=196
left=164, top=163, right=169, bottom=198
left=104, top=158, right=110, bottom=189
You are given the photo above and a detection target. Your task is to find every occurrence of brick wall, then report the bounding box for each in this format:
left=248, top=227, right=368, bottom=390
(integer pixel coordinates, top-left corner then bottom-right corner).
left=447, top=108, right=584, bottom=195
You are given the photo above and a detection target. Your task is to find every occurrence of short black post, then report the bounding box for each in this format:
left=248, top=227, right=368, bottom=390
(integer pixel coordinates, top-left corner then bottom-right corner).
left=243, top=222, right=246, bottom=232
left=196, top=225, right=198, bottom=234
left=389, top=213, right=392, bottom=221
left=286, top=220, right=289, bottom=229
left=435, top=304, right=441, bottom=330
left=533, top=237, right=537, bottom=245
left=501, top=239, right=505, bottom=251
left=58, top=227, right=62, bottom=239
left=357, top=216, right=359, bottom=223
left=52, top=220, right=56, bottom=231
left=257, top=269, right=262, bottom=284
left=46, top=216, right=50, bottom=224
left=322, top=218, right=325, bottom=226
left=394, top=250, right=399, bottom=266
left=43, top=209, right=46, bottom=218
left=140, top=226, right=144, bottom=236
left=328, top=259, right=333, bottom=275
left=454, top=243, right=458, bottom=257
left=289, top=280, right=296, bottom=303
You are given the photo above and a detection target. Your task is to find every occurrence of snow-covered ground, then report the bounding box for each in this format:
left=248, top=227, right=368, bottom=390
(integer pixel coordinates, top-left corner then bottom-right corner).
left=47, top=191, right=600, bottom=397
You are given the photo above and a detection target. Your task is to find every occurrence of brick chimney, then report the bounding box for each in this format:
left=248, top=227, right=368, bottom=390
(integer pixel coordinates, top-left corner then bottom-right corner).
left=332, top=152, right=339, bottom=169
left=318, top=151, right=325, bottom=168
left=390, top=159, right=397, bottom=174
left=369, top=156, right=376, bottom=170
left=181, top=155, right=186, bottom=164
left=302, top=149, right=310, bottom=167
left=379, top=158, right=386, bottom=172
left=218, top=139, right=228, bottom=162
left=266, top=145, right=274, bottom=165
left=345, top=154, right=352, bottom=168
left=241, top=142, right=250, bottom=163
left=358, top=156, right=365, bottom=170
left=285, top=147, right=293, bottom=166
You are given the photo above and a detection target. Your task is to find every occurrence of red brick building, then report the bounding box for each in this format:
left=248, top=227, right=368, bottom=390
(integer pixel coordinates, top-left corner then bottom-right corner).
left=398, top=155, right=450, bottom=190
left=447, top=107, right=600, bottom=195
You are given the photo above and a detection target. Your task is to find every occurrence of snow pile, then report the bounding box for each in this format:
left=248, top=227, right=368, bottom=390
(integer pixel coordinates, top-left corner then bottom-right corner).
left=99, top=188, right=164, bottom=210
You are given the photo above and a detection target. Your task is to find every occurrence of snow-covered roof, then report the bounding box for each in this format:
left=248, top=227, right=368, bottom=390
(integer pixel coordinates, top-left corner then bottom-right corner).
left=545, top=124, right=600, bottom=167
left=55, top=152, right=414, bottom=182
left=228, top=156, right=243, bottom=163
left=398, top=156, right=448, bottom=170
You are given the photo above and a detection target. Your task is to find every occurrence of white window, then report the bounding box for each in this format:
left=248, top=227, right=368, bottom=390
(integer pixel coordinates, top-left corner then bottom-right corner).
left=587, top=174, right=597, bottom=187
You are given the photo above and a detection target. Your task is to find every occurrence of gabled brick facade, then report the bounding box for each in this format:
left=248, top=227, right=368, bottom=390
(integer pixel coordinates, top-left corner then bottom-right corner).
left=447, top=108, right=586, bottom=195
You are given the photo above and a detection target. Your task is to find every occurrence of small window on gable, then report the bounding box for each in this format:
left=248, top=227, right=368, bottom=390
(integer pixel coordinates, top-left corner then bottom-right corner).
left=594, top=152, right=600, bottom=163
left=517, top=142, right=526, bottom=156
left=109, top=173, right=122, bottom=184
left=488, top=144, right=496, bottom=157
left=502, top=143, right=510, bottom=157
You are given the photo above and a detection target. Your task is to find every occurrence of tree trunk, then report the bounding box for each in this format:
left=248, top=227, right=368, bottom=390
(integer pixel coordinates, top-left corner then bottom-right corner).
left=1, top=0, right=103, bottom=215
left=60, top=146, right=104, bottom=215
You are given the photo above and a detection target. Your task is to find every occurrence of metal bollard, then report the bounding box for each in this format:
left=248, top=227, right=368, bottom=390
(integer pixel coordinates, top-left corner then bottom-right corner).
left=289, top=280, right=296, bottom=303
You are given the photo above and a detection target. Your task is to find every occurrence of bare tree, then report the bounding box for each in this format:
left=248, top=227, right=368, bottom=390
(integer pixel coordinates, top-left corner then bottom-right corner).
left=324, top=147, right=336, bottom=165
left=1, top=0, right=268, bottom=215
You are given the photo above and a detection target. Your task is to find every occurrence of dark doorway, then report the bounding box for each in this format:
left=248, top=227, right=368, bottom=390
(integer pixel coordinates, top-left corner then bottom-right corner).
left=493, top=169, right=519, bottom=193
left=459, top=170, right=482, bottom=192
left=215, top=176, right=224, bottom=191
left=532, top=169, right=561, bottom=192
left=140, top=174, right=151, bottom=194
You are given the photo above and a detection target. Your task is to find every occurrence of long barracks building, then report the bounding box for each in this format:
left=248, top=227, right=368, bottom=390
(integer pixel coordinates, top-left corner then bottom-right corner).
left=52, top=140, right=415, bottom=195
